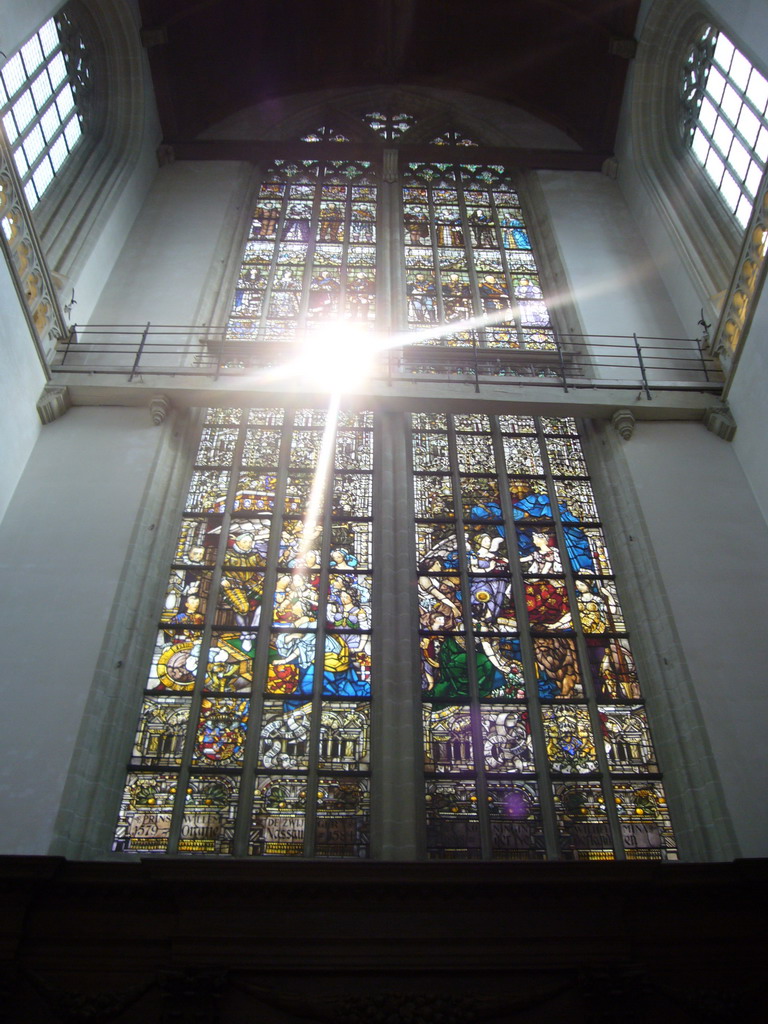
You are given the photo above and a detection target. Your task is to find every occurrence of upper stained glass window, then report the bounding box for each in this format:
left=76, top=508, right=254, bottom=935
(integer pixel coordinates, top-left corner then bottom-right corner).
left=227, top=159, right=377, bottom=344
left=682, top=26, right=768, bottom=227
left=403, top=163, right=554, bottom=353
left=0, top=7, right=90, bottom=209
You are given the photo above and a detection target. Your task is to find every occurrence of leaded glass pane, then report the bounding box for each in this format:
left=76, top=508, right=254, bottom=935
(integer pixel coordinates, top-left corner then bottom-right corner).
left=227, top=161, right=377, bottom=343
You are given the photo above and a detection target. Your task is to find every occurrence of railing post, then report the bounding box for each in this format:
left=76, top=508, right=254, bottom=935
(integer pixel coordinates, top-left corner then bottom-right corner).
left=697, top=338, right=711, bottom=383
left=129, top=322, right=151, bottom=382
left=634, top=332, right=652, bottom=400
left=554, top=327, right=569, bottom=393
left=61, top=325, right=76, bottom=365
left=214, top=327, right=227, bottom=382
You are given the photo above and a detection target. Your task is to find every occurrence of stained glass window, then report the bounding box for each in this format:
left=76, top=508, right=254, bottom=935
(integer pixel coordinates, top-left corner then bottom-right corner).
left=362, top=110, right=417, bottom=140
left=0, top=8, right=90, bottom=209
left=402, top=163, right=554, bottom=352
left=414, top=413, right=677, bottom=861
left=228, top=160, right=377, bottom=343
left=115, top=407, right=373, bottom=857
left=682, top=26, right=768, bottom=227
left=115, top=115, right=679, bottom=861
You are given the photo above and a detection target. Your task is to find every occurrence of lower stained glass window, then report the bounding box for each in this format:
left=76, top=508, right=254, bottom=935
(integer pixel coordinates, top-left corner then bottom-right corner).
left=413, top=413, right=677, bottom=861
left=115, top=407, right=676, bottom=861
left=114, top=406, right=373, bottom=857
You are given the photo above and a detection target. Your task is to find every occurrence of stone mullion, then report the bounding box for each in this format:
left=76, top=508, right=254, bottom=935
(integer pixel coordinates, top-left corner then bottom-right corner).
left=302, top=418, right=336, bottom=857
left=446, top=417, right=492, bottom=859
left=371, top=410, right=425, bottom=859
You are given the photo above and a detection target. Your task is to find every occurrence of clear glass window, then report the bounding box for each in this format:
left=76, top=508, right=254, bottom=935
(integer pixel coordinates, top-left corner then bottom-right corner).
left=682, top=27, right=768, bottom=227
left=0, top=9, right=89, bottom=209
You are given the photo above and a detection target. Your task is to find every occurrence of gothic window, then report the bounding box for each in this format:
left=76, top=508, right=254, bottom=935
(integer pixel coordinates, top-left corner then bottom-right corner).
left=114, top=406, right=373, bottom=857
left=227, top=158, right=377, bottom=344
left=0, top=7, right=91, bottom=210
left=414, top=413, right=675, bottom=860
left=682, top=25, right=768, bottom=227
left=114, top=123, right=678, bottom=860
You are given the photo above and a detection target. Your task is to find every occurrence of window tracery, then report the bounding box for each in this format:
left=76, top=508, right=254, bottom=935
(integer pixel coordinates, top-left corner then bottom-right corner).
left=682, top=25, right=768, bottom=227
left=0, top=7, right=90, bottom=209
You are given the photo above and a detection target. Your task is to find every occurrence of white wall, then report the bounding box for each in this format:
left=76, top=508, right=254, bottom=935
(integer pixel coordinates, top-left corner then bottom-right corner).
left=88, top=160, right=250, bottom=329
left=0, top=267, right=45, bottom=523
left=0, top=407, right=164, bottom=855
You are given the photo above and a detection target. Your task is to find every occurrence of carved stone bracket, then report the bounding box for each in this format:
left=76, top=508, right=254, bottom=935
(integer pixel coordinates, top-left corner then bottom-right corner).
left=37, top=384, right=72, bottom=425
left=149, top=393, right=172, bottom=425
left=703, top=402, right=737, bottom=441
left=611, top=407, right=635, bottom=440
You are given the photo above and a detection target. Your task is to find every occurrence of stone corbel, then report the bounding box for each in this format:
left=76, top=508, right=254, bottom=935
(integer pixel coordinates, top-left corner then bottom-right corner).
left=150, top=393, right=172, bottom=425
left=703, top=402, right=736, bottom=442
left=37, top=384, right=72, bottom=425
left=611, top=408, right=635, bottom=440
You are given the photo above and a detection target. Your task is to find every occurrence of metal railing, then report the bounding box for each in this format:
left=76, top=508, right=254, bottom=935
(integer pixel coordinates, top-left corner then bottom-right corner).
left=51, top=323, right=724, bottom=396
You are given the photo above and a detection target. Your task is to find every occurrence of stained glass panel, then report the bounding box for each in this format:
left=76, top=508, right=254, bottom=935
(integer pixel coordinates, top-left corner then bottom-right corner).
left=415, top=414, right=674, bottom=860
left=117, top=406, right=372, bottom=858
left=227, top=162, right=377, bottom=343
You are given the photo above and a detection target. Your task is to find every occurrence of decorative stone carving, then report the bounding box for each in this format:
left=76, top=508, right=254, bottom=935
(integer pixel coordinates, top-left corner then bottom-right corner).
left=602, top=156, right=619, bottom=179
left=611, top=407, right=635, bottom=440
left=149, top=393, right=172, bottom=425
left=711, top=167, right=768, bottom=377
left=703, top=402, right=736, bottom=441
left=36, top=385, right=72, bottom=425
left=0, top=135, right=68, bottom=357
